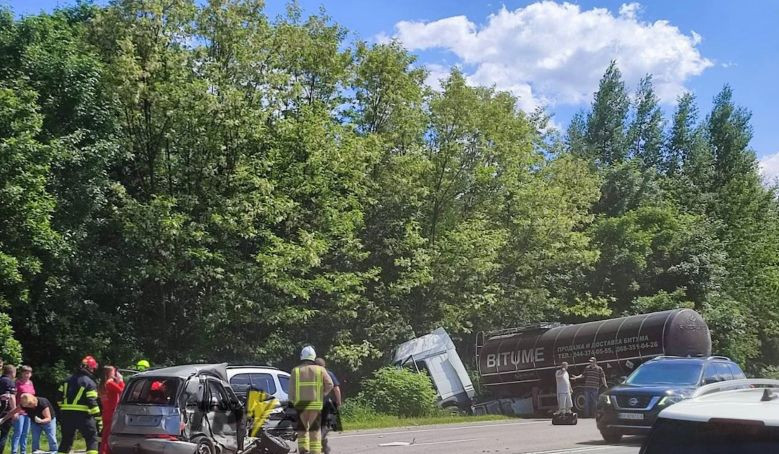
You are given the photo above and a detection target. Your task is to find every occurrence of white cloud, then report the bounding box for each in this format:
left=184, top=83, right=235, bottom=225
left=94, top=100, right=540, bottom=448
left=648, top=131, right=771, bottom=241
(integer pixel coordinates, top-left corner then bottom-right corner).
left=388, top=2, right=713, bottom=111
left=760, top=152, right=779, bottom=184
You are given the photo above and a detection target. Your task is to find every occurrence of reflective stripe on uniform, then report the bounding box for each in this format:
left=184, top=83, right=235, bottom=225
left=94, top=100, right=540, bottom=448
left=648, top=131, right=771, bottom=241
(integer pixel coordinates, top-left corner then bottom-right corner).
left=85, top=390, right=98, bottom=399
left=60, top=404, right=90, bottom=412
left=294, top=366, right=324, bottom=409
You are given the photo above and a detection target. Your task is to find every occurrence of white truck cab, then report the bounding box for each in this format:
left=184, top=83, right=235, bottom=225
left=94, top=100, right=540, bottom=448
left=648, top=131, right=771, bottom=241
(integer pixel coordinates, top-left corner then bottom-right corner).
left=640, top=379, right=779, bottom=453
left=393, top=328, right=475, bottom=412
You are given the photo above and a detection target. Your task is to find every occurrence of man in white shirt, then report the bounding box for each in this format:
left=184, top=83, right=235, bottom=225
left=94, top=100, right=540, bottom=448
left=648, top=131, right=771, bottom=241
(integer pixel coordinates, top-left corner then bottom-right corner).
left=555, top=362, right=581, bottom=414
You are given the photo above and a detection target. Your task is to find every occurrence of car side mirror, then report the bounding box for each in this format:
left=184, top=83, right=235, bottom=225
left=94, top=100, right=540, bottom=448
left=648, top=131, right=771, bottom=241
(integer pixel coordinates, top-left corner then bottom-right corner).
left=619, top=376, right=627, bottom=384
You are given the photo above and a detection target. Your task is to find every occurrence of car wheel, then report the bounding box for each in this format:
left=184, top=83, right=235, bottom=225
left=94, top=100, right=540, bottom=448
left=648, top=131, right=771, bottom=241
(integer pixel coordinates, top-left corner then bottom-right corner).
left=600, top=430, right=623, bottom=443
left=195, top=437, right=216, bottom=454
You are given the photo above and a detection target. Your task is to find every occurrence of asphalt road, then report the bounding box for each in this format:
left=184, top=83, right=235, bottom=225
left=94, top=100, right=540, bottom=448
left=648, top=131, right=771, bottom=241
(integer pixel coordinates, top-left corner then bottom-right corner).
left=328, top=418, right=644, bottom=454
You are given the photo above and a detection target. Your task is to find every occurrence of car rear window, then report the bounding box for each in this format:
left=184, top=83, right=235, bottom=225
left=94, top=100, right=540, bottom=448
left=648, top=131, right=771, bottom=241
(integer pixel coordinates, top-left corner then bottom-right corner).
left=642, top=418, right=779, bottom=453
left=123, top=378, right=181, bottom=406
left=230, top=373, right=276, bottom=395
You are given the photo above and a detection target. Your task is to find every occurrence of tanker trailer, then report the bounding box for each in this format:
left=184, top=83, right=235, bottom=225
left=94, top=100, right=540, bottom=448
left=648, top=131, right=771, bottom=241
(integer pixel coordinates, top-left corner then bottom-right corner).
left=475, top=309, right=711, bottom=414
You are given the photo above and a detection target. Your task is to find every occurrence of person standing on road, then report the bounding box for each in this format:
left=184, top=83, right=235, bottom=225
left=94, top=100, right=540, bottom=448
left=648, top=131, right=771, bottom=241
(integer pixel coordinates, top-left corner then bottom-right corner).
left=57, top=356, right=102, bottom=454
left=315, top=357, right=342, bottom=454
left=99, top=366, right=125, bottom=454
left=289, top=347, right=333, bottom=454
left=582, top=357, right=607, bottom=418
left=11, top=366, right=35, bottom=454
left=135, top=360, right=150, bottom=372
left=0, top=364, right=17, bottom=454
left=555, top=362, right=581, bottom=415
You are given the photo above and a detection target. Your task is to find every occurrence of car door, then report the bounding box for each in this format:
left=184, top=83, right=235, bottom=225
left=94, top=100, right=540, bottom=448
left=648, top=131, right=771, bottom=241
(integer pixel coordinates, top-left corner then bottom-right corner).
left=206, top=378, right=239, bottom=453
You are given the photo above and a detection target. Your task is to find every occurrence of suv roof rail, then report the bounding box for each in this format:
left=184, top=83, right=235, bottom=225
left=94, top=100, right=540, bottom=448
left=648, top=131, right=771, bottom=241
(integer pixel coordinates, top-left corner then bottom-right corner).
left=692, top=378, right=779, bottom=399
left=226, top=365, right=280, bottom=371
left=707, top=355, right=732, bottom=361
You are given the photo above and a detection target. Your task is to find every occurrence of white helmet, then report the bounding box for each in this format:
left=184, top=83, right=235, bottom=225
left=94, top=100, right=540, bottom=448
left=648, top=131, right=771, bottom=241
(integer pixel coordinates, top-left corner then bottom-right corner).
left=300, top=346, right=316, bottom=362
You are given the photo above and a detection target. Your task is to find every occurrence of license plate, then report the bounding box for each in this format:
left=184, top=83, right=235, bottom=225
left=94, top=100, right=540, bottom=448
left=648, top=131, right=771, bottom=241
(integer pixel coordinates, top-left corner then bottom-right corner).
left=617, top=412, right=644, bottom=420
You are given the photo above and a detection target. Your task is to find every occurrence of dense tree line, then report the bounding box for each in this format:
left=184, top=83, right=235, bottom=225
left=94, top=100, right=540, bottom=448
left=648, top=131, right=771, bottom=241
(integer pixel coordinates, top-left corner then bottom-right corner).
left=1, top=1, right=777, bottom=392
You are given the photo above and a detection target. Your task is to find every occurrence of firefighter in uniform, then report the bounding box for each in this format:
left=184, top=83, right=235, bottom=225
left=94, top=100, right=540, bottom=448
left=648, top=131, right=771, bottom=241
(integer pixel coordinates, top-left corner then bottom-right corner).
left=57, top=356, right=102, bottom=454
left=289, top=346, right=333, bottom=454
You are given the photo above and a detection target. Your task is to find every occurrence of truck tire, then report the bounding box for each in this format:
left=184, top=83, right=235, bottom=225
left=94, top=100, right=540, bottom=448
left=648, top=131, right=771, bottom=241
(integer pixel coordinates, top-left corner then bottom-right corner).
left=600, top=429, right=623, bottom=443
left=572, top=388, right=587, bottom=414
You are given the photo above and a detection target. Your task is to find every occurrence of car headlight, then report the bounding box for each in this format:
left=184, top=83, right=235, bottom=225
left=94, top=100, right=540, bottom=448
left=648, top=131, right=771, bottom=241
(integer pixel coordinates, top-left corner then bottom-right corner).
left=598, top=394, right=612, bottom=406
left=657, top=394, right=686, bottom=407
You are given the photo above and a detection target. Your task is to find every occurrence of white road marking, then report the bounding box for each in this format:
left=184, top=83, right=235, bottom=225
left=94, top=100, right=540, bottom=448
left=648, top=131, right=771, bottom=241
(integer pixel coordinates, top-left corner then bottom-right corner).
left=378, top=438, right=482, bottom=448
left=336, top=420, right=548, bottom=439
left=520, top=446, right=620, bottom=454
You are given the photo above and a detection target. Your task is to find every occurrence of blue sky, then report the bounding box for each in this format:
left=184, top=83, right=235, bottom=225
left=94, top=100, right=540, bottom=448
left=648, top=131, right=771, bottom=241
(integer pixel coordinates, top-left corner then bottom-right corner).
left=5, top=0, right=779, bottom=179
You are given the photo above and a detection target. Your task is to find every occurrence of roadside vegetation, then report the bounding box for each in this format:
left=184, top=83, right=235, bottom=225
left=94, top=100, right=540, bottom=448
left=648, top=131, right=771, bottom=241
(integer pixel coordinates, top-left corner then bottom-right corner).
left=0, top=0, right=778, bottom=401
left=340, top=367, right=509, bottom=430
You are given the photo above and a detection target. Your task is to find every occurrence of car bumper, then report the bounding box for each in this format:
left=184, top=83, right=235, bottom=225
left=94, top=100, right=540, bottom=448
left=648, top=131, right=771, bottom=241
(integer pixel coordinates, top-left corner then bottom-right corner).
left=596, top=407, right=661, bottom=435
left=110, top=435, right=197, bottom=454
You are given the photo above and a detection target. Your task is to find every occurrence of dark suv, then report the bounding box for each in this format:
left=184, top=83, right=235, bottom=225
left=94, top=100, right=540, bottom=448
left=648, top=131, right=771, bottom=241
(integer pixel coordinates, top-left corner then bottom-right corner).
left=596, top=356, right=746, bottom=442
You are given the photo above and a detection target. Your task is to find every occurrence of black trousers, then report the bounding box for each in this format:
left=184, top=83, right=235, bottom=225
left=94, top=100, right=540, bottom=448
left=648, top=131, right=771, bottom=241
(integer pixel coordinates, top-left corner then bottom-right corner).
left=58, top=411, right=99, bottom=454
left=0, top=419, right=12, bottom=454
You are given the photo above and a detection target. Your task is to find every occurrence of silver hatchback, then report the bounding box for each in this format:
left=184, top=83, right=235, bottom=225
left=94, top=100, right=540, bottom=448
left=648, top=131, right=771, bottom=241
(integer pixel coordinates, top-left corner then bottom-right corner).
left=110, top=364, right=245, bottom=454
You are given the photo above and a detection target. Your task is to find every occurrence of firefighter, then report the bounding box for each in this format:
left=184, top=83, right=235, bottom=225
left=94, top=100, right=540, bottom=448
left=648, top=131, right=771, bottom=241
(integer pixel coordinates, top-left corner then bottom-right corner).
left=57, top=356, right=102, bottom=454
left=289, top=346, right=333, bottom=454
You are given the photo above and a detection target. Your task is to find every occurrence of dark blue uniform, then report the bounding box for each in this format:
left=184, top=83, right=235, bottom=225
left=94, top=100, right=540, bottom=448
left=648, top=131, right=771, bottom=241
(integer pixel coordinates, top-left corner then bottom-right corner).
left=57, top=370, right=102, bottom=454
left=0, top=375, right=16, bottom=454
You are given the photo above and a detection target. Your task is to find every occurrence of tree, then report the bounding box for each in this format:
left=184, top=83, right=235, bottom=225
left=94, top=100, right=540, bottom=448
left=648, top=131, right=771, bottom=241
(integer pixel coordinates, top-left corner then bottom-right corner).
left=585, top=61, right=629, bottom=166
left=627, top=75, right=664, bottom=170
left=665, top=92, right=698, bottom=177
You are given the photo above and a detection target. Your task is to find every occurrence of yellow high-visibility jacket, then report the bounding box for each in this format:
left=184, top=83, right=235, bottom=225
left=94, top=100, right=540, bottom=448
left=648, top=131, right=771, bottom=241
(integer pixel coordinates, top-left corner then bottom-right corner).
left=289, top=363, right=334, bottom=411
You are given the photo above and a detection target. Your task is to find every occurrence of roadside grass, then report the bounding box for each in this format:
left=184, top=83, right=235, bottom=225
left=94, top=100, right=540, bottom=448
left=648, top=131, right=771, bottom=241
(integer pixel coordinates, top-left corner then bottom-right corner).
left=342, top=413, right=512, bottom=431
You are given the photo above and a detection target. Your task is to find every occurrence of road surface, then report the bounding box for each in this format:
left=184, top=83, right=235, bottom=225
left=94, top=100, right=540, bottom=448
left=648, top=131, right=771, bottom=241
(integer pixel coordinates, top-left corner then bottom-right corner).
left=329, top=418, right=644, bottom=454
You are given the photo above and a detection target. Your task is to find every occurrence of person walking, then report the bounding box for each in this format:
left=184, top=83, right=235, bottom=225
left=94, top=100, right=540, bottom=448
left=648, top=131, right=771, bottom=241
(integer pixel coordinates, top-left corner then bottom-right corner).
left=11, top=366, right=35, bottom=454
left=555, top=362, right=582, bottom=415
left=289, top=347, right=333, bottom=454
left=0, top=364, right=17, bottom=454
left=99, top=366, right=125, bottom=454
left=314, top=358, right=342, bottom=454
left=57, top=356, right=102, bottom=454
left=582, top=357, right=607, bottom=418
left=6, top=394, right=57, bottom=454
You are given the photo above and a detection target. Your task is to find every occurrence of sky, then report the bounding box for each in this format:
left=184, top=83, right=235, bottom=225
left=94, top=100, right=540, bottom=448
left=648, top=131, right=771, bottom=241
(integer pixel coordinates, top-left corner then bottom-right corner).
left=4, top=0, right=779, bottom=181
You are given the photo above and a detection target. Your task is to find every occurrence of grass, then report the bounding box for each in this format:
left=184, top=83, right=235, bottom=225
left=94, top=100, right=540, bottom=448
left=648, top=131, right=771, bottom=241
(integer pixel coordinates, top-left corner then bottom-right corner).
left=341, top=413, right=512, bottom=431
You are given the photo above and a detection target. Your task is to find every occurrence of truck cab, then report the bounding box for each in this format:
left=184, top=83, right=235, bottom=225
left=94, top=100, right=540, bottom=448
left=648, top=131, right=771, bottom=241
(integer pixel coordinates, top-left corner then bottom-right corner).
left=393, top=328, right=475, bottom=412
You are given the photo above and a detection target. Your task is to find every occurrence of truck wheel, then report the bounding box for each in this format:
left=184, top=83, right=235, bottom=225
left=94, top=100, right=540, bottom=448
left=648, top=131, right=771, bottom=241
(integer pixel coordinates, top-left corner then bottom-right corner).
left=600, top=430, right=623, bottom=443
left=572, top=388, right=587, bottom=414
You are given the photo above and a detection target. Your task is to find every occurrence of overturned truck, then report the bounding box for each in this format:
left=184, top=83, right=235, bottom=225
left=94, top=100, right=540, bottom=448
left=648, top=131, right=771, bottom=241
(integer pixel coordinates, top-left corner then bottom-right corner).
left=475, top=309, right=711, bottom=414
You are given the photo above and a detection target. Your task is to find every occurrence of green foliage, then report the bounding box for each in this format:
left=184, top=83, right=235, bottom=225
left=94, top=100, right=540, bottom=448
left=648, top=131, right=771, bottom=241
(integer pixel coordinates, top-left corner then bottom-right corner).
left=0, top=2, right=777, bottom=396
left=356, top=367, right=439, bottom=417
left=0, top=312, right=22, bottom=364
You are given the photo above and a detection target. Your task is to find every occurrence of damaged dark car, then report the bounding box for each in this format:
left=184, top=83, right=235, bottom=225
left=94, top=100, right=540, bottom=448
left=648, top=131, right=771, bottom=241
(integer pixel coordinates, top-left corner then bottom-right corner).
left=110, top=364, right=246, bottom=454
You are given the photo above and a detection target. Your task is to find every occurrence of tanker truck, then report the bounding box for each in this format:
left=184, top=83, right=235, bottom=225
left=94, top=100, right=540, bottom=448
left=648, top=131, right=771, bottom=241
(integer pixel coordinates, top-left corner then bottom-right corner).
left=474, top=309, right=711, bottom=414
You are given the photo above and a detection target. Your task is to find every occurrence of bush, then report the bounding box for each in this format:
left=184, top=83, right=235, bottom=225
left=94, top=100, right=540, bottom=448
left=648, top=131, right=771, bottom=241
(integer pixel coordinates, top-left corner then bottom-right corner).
left=355, top=367, right=439, bottom=417
left=339, top=397, right=379, bottom=421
